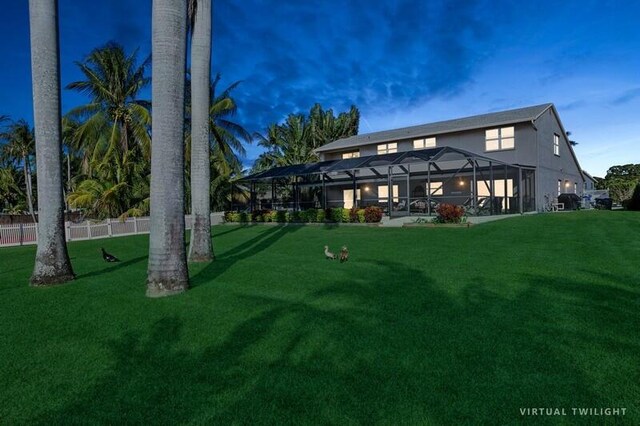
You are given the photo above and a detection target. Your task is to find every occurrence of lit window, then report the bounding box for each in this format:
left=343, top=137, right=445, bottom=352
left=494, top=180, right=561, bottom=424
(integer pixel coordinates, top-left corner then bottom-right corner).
left=341, top=151, right=360, bottom=159
left=554, top=134, right=560, bottom=156
left=377, top=142, right=397, bottom=154
left=378, top=185, right=399, bottom=203
left=485, top=127, right=515, bottom=151
left=427, top=181, right=443, bottom=196
left=413, top=137, right=436, bottom=150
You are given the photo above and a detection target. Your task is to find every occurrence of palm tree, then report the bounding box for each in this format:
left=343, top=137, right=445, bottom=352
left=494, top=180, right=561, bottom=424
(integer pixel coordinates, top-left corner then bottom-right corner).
left=0, top=119, right=37, bottom=222
left=188, top=0, right=214, bottom=262
left=252, top=104, right=360, bottom=172
left=65, top=43, right=151, bottom=179
left=147, top=0, right=189, bottom=297
left=28, top=0, right=74, bottom=285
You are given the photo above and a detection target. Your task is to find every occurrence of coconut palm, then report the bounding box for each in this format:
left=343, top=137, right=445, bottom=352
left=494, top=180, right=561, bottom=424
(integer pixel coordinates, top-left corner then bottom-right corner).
left=28, top=0, right=74, bottom=285
left=147, top=0, right=189, bottom=297
left=65, top=42, right=151, bottom=178
left=0, top=119, right=37, bottom=221
left=187, top=0, right=213, bottom=262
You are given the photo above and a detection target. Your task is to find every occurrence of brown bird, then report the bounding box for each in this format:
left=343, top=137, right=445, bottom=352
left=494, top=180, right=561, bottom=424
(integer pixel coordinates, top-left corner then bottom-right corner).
left=339, top=246, right=349, bottom=263
left=324, top=245, right=336, bottom=260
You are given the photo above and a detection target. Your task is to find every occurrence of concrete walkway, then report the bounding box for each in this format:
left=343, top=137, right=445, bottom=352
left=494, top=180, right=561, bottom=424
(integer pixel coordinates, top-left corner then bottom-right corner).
left=380, top=213, right=530, bottom=227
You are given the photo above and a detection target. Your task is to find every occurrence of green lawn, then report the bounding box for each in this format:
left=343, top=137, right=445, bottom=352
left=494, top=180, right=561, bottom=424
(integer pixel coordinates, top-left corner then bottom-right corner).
left=0, top=211, right=638, bottom=424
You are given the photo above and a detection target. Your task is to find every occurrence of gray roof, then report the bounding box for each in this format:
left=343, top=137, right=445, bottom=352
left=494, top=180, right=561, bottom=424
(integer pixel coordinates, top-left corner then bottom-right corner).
left=315, top=103, right=553, bottom=153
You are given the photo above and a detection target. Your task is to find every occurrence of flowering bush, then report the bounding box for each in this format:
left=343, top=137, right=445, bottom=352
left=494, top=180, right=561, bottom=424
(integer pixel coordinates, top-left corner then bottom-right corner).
left=433, top=203, right=465, bottom=223
left=363, top=206, right=383, bottom=223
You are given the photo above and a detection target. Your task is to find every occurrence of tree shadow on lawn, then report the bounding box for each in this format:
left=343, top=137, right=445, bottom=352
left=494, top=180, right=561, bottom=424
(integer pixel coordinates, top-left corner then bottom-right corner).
left=32, top=262, right=639, bottom=424
left=190, top=225, right=301, bottom=288
left=74, top=256, right=148, bottom=281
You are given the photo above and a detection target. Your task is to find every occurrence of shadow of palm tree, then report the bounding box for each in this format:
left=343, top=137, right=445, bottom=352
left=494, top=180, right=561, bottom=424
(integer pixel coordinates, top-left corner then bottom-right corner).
left=31, top=258, right=637, bottom=424
left=75, top=255, right=148, bottom=280
left=190, top=225, right=301, bottom=288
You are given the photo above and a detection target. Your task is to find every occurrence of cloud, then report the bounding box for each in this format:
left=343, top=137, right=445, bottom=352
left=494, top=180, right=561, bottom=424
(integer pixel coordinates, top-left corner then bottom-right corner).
left=611, top=87, right=640, bottom=105
left=213, top=0, right=503, bottom=137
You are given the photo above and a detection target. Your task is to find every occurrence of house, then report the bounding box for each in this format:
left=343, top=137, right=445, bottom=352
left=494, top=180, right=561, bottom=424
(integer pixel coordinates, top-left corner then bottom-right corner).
left=241, top=103, right=586, bottom=216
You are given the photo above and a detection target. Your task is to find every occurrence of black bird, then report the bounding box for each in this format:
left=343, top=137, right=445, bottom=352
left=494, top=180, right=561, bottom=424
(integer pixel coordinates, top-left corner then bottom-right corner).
left=101, top=248, right=120, bottom=262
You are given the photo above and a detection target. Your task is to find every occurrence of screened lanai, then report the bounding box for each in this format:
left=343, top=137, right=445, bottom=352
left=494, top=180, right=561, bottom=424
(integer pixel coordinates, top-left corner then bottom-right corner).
left=236, top=147, right=536, bottom=216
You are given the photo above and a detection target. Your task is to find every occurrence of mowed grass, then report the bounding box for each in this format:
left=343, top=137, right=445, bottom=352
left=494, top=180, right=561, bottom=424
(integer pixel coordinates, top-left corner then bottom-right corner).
left=0, top=211, right=639, bottom=424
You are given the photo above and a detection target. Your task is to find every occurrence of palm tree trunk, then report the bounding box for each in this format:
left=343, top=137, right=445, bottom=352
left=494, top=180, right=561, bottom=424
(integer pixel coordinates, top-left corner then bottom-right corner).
left=28, top=0, right=74, bottom=285
left=23, top=156, right=37, bottom=223
left=147, top=0, right=189, bottom=297
left=188, top=0, right=214, bottom=262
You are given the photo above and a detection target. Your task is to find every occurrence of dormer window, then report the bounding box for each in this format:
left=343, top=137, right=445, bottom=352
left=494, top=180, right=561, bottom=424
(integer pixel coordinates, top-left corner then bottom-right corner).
left=341, top=150, right=360, bottom=159
left=485, top=126, right=514, bottom=151
left=413, top=137, right=436, bottom=150
left=377, top=142, right=397, bottom=154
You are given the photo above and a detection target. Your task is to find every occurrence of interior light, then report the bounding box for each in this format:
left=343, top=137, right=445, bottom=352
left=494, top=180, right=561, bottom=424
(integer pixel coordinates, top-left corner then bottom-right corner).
left=459, top=179, right=465, bottom=186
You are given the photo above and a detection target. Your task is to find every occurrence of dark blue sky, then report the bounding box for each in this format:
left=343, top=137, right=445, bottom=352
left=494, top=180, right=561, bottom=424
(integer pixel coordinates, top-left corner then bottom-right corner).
left=1, top=0, right=639, bottom=176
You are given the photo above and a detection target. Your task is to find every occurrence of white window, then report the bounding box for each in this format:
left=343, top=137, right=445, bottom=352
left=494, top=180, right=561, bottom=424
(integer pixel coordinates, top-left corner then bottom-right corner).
left=342, top=189, right=361, bottom=209
left=553, top=134, right=560, bottom=156
left=558, top=180, right=562, bottom=196
left=427, top=181, right=443, bottom=196
left=341, top=151, right=360, bottom=159
left=377, top=142, right=397, bottom=154
left=413, top=137, right=436, bottom=150
left=378, top=185, right=399, bottom=203
left=485, top=126, right=515, bottom=151
left=574, top=182, right=577, bottom=194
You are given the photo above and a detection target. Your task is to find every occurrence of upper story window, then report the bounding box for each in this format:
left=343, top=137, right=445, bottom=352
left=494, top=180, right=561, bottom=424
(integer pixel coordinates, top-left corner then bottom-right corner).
left=553, top=134, right=560, bottom=156
left=377, top=142, right=397, bottom=154
left=341, top=150, right=360, bottom=159
left=485, top=126, right=514, bottom=151
left=413, top=137, right=436, bottom=150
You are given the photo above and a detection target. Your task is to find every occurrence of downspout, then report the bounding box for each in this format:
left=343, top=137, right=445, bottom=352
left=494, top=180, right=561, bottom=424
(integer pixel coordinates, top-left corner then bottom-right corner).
left=532, top=118, right=540, bottom=211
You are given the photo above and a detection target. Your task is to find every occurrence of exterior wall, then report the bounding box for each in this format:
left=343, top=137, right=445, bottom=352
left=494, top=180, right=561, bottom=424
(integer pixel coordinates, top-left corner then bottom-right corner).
left=318, top=109, right=585, bottom=211
left=533, top=108, right=584, bottom=209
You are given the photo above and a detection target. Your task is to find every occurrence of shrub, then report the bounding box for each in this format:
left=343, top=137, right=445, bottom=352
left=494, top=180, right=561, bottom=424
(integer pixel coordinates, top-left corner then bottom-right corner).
left=626, top=183, right=640, bottom=211
left=275, top=210, right=288, bottom=223
left=252, top=210, right=269, bottom=222
left=224, top=211, right=238, bottom=222
left=330, top=208, right=344, bottom=223
left=363, top=206, right=383, bottom=223
left=290, top=211, right=302, bottom=223
left=433, top=203, right=465, bottom=223
left=264, top=210, right=277, bottom=222
left=350, top=208, right=366, bottom=223
left=316, top=209, right=326, bottom=222
left=302, top=209, right=317, bottom=223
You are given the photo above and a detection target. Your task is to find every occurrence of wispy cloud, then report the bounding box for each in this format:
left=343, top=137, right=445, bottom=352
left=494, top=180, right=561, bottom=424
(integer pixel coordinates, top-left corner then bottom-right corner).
left=611, top=87, right=640, bottom=106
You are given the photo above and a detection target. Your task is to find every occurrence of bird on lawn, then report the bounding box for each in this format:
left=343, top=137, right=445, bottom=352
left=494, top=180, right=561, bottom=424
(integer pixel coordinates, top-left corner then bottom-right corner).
left=101, top=248, right=120, bottom=263
left=324, top=245, right=336, bottom=260
left=339, top=246, right=349, bottom=263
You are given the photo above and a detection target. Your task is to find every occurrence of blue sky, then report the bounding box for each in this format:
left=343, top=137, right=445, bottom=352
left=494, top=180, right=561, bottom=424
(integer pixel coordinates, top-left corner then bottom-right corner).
left=1, top=0, right=639, bottom=177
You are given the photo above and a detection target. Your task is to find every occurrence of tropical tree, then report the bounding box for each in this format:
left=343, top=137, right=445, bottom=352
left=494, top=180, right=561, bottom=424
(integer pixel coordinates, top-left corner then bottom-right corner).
left=65, top=42, right=151, bottom=172
left=185, top=74, right=251, bottom=212
left=147, top=0, right=189, bottom=297
left=64, top=44, right=152, bottom=219
left=0, top=119, right=37, bottom=221
left=28, top=0, right=74, bottom=285
left=0, top=167, right=25, bottom=213
left=253, top=104, right=359, bottom=172
left=187, top=0, right=214, bottom=262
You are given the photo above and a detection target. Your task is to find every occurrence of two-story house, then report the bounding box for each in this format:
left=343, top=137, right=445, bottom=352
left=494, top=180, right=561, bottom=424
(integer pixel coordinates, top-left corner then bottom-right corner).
left=242, top=103, right=585, bottom=216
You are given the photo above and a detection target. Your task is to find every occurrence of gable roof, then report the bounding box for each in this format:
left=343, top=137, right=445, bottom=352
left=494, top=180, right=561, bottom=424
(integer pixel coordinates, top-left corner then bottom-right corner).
left=315, top=103, right=553, bottom=153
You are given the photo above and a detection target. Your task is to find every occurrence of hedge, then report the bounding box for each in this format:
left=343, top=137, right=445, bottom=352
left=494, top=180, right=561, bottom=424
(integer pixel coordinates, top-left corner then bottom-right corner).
left=224, top=206, right=383, bottom=224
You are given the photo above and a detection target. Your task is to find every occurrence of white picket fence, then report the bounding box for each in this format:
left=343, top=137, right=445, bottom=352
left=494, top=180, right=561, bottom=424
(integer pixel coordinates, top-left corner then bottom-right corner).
left=0, top=213, right=223, bottom=248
